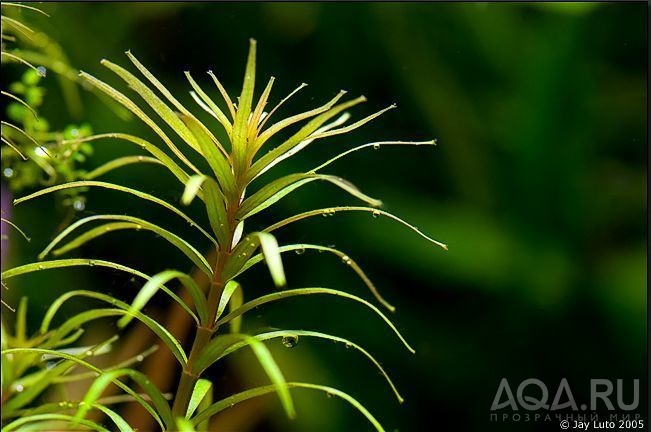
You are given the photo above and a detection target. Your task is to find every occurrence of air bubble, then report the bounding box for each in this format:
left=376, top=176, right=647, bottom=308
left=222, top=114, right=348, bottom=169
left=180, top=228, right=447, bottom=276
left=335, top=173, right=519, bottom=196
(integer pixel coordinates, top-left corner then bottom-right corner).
left=295, top=247, right=305, bottom=255
left=372, top=143, right=380, bottom=150
left=136, top=355, right=144, bottom=362
left=137, top=156, right=144, bottom=161
left=3, top=167, right=14, bottom=178
left=36, top=66, right=47, bottom=77
left=341, top=255, right=351, bottom=265
left=85, top=350, right=93, bottom=356
left=281, top=335, right=299, bottom=348
left=372, top=210, right=381, bottom=218
left=15, top=384, right=24, bottom=392
left=72, top=198, right=86, bottom=212
left=88, top=260, right=95, bottom=267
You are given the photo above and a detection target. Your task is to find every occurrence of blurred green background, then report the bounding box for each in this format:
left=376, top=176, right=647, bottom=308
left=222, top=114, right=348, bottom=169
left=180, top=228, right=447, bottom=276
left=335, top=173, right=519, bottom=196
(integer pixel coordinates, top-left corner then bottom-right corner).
left=2, top=2, right=646, bottom=431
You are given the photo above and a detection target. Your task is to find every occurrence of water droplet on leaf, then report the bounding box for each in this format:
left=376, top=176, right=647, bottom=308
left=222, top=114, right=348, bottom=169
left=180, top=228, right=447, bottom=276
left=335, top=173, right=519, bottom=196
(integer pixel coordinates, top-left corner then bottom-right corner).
left=15, top=384, right=24, bottom=392
left=281, top=335, right=299, bottom=348
left=295, top=248, right=305, bottom=255
left=3, top=167, right=14, bottom=178
left=372, top=210, right=381, bottom=218
left=372, top=143, right=380, bottom=150
left=36, top=66, right=47, bottom=77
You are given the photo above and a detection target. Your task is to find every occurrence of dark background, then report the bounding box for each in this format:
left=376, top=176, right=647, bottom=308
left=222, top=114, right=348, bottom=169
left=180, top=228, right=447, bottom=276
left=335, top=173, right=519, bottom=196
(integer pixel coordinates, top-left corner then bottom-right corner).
left=2, top=2, right=647, bottom=431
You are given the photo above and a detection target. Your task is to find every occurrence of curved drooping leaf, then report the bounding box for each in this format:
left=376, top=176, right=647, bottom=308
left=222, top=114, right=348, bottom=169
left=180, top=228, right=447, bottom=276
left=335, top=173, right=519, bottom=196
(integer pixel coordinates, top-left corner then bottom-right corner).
left=76, top=368, right=173, bottom=430
left=42, top=303, right=187, bottom=367
left=231, top=38, right=257, bottom=175
left=179, top=113, right=236, bottom=198
left=2, top=90, right=38, bottom=119
left=14, top=180, right=217, bottom=245
left=182, top=175, right=229, bottom=246
left=0, top=217, right=30, bottom=242
left=37, top=214, right=213, bottom=276
left=6, top=402, right=135, bottom=432
left=215, top=288, right=415, bottom=354
left=1, top=346, right=164, bottom=430
left=1, top=413, right=110, bottom=432
left=78, top=71, right=201, bottom=175
left=246, top=96, right=366, bottom=183
left=220, top=329, right=403, bottom=403
left=14, top=180, right=216, bottom=245
left=3, top=340, right=106, bottom=413
left=83, top=155, right=162, bottom=180
left=193, top=333, right=296, bottom=419
left=191, top=382, right=385, bottom=432
left=223, top=232, right=285, bottom=287
left=117, top=269, right=209, bottom=329
left=215, top=280, right=242, bottom=330
left=62, top=133, right=193, bottom=189
left=311, top=140, right=437, bottom=173
left=234, top=243, right=395, bottom=312
left=265, top=206, right=448, bottom=251
left=1, top=259, right=198, bottom=327
left=237, top=173, right=382, bottom=221
left=186, top=378, right=212, bottom=418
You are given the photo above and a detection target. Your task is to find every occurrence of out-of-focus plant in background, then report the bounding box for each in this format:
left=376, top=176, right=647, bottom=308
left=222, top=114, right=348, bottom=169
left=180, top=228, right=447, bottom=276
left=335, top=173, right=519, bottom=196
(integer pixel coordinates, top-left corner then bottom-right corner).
left=1, top=3, right=646, bottom=432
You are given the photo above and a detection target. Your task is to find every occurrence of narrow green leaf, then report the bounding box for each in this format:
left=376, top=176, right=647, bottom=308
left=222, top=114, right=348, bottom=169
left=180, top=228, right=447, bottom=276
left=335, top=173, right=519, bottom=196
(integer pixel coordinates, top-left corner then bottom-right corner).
left=15, top=181, right=215, bottom=245
left=191, top=382, right=385, bottom=432
left=311, top=140, right=437, bottom=173
left=179, top=113, right=236, bottom=198
left=2, top=259, right=198, bottom=328
left=207, top=70, right=236, bottom=120
left=223, top=329, right=403, bottom=403
left=194, top=334, right=295, bottom=419
left=308, top=104, right=396, bottom=141
left=185, top=71, right=232, bottom=135
left=238, top=173, right=381, bottom=221
left=224, top=232, right=285, bottom=287
left=76, top=368, right=173, bottom=430
left=182, top=175, right=229, bottom=246
left=257, top=82, right=308, bottom=132
left=0, top=217, right=30, bottom=242
left=235, top=243, right=395, bottom=312
left=248, top=76, right=275, bottom=144
left=215, top=280, right=241, bottom=323
left=62, top=133, right=194, bottom=190
left=101, top=58, right=202, bottom=155
left=92, top=404, right=135, bottom=432
left=42, top=301, right=188, bottom=367
left=215, top=288, right=415, bottom=354
left=38, top=214, right=213, bottom=277
left=79, top=71, right=202, bottom=175
left=254, top=89, right=347, bottom=151
left=231, top=38, right=257, bottom=175
left=83, top=155, right=162, bottom=180
left=1, top=347, right=164, bottom=429
left=2, top=414, right=110, bottom=432
left=265, top=206, right=448, bottom=251
left=186, top=379, right=212, bottom=418
left=247, top=96, right=366, bottom=183
left=117, top=269, right=209, bottom=328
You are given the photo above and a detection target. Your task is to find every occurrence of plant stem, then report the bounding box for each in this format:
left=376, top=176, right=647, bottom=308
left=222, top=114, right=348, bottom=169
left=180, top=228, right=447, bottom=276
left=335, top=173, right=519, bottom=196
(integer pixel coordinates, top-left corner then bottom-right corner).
left=170, top=200, right=239, bottom=423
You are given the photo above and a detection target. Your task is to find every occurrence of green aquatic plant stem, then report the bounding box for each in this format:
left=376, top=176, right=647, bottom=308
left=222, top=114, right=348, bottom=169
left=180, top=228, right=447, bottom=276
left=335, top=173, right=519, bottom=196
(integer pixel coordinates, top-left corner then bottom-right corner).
left=170, top=193, right=240, bottom=419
